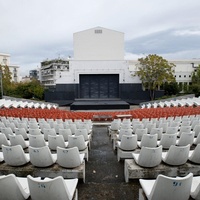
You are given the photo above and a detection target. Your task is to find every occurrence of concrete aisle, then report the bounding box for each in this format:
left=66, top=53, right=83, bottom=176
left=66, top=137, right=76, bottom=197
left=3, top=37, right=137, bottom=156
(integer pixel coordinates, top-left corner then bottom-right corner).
left=77, top=125, right=140, bottom=200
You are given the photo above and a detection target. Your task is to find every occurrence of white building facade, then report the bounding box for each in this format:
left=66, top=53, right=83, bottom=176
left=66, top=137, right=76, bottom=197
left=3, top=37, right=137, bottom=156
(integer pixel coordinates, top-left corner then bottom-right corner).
left=44, top=27, right=200, bottom=105
left=0, top=53, right=20, bottom=82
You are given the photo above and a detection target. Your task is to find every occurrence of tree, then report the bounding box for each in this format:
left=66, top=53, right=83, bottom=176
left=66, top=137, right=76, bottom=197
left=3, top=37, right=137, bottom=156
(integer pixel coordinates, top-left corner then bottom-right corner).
left=134, top=54, right=175, bottom=100
left=189, top=65, right=200, bottom=96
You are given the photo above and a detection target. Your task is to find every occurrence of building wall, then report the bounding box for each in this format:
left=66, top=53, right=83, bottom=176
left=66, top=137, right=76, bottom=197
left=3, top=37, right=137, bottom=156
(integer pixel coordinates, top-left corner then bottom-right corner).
left=73, top=27, right=124, bottom=60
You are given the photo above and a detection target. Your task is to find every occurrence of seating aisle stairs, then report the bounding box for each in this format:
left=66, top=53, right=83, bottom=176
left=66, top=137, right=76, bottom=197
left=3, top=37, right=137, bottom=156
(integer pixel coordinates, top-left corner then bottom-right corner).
left=77, top=125, right=140, bottom=200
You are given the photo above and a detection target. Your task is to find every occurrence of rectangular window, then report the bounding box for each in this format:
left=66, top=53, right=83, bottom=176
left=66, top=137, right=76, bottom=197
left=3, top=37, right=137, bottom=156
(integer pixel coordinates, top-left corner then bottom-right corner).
left=95, top=29, right=102, bottom=34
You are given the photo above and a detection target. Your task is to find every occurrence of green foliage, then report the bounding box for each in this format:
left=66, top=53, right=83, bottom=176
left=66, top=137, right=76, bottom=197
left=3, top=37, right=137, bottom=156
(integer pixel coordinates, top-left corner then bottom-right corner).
left=134, top=54, right=175, bottom=100
left=164, top=82, right=180, bottom=96
left=189, top=65, right=200, bottom=96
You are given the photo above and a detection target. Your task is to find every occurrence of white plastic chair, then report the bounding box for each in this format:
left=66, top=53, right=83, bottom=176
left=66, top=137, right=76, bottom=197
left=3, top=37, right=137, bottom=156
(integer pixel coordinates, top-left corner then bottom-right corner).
left=162, top=144, right=190, bottom=165
left=0, top=174, right=30, bottom=200
left=132, top=123, right=144, bottom=134
left=29, top=134, right=47, bottom=147
left=132, top=145, right=162, bottom=167
left=48, top=135, right=68, bottom=150
left=2, top=144, right=30, bottom=166
left=166, top=126, right=179, bottom=135
left=9, top=134, right=29, bottom=149
left=189, top=144, right=200, bottom=164
left=137, top=134, right=158, bottom=148
left=150, top=127, right=163, bottom=140
left=75, top=128, right=92, bottom=149
left=27, top=175, right=78, bottom=200
left=14, top=128, right=29, bottom=139
left=117, top=135, right=138, bottom=161
left=68, top=135, right=89, bottom=161
left=43, top=128, right=56, bottom=140
left=178, top=125, right=191, bottom=137
left=176, top=132, right=195, bottom=146
left=194, top=125, right=200, bottom=137
left=28, top=128, right=41, bottom=135
left=57, top=146, right=85, bottom=168
left=157, top=133, right=177, bottom=149
left=59, top=128, right=72, bottom=141
left=139, top=173, right=193, bottom=200
left=29, top=146, right=57, bottom=167
left=191, top=176, right=200, bottom=200
left=1, top=127, right=14, bottom=139
left=0, top=133, right=10, bottom=148
left=135, top=128, right=147, bottom=141
left=194, top=133, right=200, bottom=145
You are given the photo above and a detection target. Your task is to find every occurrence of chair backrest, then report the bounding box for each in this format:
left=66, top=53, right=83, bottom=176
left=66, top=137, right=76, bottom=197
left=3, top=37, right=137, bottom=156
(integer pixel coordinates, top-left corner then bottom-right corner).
left=140, top=134, right=158, bottom=148
left=0, top=133, right=10, bottom=148
left=158, top=122, right=168, bottom=132
left=48, top=135, right=66, bottom=150
left=29, top=134, right=46, bottom=148
left=132, top=123, right=144, bottom=133
left=29, top=128, right=41, bottom=135
left=158, top=133, right=177, bottom=149
left=189, top=143, right=200, bottom=164
left=17, top=122, right=28, bottom=132
left=179, top=125, right=191, bottom=136
left=9, top=134, right=28, bottom=149
left=110, top=121, right=120, bottom=131
left=1, top=127, right=14, bottom=139
left=69, top=124, right=77, bottom=134
left=28, top=122, right=39, bottom=129
left=118, top=129, right=132, bottom=140
left=149, top=173, right=193, bottom=200
left=135, top=128, right=147, bottom=141
left=166, top=126, right=179, bottom=135
left=14, top=128, right=29, bottom=139
left=57, top=146, right=83, bottom=168
left=146, top=123, right=156, bottom=134
left=75, top=128, right=89, bottom=140
left=29, top=146, right=56, bottom=167
left=2, top=144, right=29, bottom=166
left=150, top=128, right=163, bottom=140
left=137, top=145, right=162, bottom=167
left=68, top=135, right=87, bottom=150
left=194, top=133, right=200, bottom=145
left=0, top=174, right=30, bottom=200
left=119, top=135, right=137, bottom=150
left=27, top=175, right=75, bottom=200
left=121, top=123, right=131, bottom=129
left=59, top=128, right=72, bottom=141
left=177, top=132, right=194, bottom=146
left=194, top=125, right=200, bottom=137
left=43, top=128, right=56, bottom=140
left=55, top=123, right=64, bottom=133
left=163, top=144, right=190, bottom=165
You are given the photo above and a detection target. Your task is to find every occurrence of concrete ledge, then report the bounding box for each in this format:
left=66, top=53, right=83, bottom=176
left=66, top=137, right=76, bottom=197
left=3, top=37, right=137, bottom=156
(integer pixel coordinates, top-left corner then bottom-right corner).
left=124, top=159, right=200, bottom=182
left=0, top=161, right=85, bottom=183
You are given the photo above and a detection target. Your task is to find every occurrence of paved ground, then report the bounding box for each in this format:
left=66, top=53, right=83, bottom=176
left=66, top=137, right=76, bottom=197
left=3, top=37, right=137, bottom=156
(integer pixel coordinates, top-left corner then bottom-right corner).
left=77, top=125, right=141, bottom=200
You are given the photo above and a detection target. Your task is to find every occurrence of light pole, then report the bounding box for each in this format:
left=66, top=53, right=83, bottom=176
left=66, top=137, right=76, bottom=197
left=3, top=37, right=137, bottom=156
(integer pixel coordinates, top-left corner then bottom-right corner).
left=0, top=71, right=3, bottom=99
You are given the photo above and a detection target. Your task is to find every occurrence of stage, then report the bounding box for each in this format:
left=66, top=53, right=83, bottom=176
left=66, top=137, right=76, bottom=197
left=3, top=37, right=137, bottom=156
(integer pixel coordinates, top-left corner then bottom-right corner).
left=70, top=99, right=130, bottom=110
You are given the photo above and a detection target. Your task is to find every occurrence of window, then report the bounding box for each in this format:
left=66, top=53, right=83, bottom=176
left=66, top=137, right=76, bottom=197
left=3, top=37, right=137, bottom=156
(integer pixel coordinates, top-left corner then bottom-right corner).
left=95, top=29, right=102, bottom=34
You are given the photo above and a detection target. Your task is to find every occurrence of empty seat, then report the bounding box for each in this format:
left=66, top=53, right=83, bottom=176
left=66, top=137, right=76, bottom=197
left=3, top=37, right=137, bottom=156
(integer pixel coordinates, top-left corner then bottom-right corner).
left=48, top=135, right=68, bottom=150
left=135, top=128, right=147, bottom=141
left=1, top=127, right=14, bottom=139
left=68, top=135, right=89, bottom=161
left=0, top=174, right=30, bottom=200
left=14, top=128, right=29, bottom=139
left=43, top=128, right=56, bottom=141
left=193, top=133, right=200, bottom=145
left=157, top=133, right=177, bottom=149
left=117, top=135, right=138, bottom=161
left=59, top=128, right=72, bottom=141
left=2, top=144, right=30, bottom=166
left=137, top=134, right=158, bottom=148
left=194, top=125, right=200, bottom=137
left=29, top=134, right=47, bottom=147
left=28, top=128, right=41, bottom=135
left=189, top=144, right=200, bottom=164
left=0, top=133, right=10, bottom=148
left=176, top=132, right=195, bottom=146
left=132, top=123, right=144, bottom=134
left=191, top=176, right=200, bottom=200
left=162, top=144, right=190, bottom=166
left=29, top=146, right=57, bottom=167
left=57, top=146, right=85, bottom=168
left=132, top=145, right=162, bottom=167
left=27, top=175, right=78, bottom=200
left=9, top=134, right=29, bottom=149
left=75, top=128, right=92, bottom=149
left=139, top=173, right=193, bottom=200
left=178, top=125, right=191, bottom=137
left=150, top=127, right=163, bottom=140
left=166, top=126, right=179, bottom=135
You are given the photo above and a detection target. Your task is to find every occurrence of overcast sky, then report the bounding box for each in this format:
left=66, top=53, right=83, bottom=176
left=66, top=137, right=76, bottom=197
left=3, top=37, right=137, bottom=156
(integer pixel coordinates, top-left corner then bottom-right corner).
left=1, top=0, right=200, bottom=76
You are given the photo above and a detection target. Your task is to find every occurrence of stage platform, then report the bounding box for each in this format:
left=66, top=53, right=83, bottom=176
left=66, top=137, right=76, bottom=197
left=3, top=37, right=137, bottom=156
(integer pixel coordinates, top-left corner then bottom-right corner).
left=70, top=99, right=130, bottom=110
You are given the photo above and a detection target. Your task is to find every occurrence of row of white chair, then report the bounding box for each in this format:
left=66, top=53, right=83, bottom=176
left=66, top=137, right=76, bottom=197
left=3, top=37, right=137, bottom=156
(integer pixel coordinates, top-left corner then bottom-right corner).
left=0, top=173, right=78, bottom=200
left=0, top=144, right=85, bottom=168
